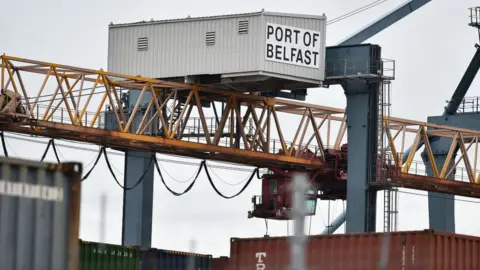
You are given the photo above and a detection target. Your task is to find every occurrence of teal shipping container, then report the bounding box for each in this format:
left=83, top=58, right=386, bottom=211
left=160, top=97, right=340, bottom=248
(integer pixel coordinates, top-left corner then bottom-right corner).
left=79, top=240, right=141, bottom=270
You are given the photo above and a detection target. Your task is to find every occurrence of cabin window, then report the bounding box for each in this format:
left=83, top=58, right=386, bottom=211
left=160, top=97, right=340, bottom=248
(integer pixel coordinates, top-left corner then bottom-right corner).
left=305, top=199, right=316, bottom=214
left=268, top=198, right=276, bottom=210
left=269, top=179, right=277, bottom=194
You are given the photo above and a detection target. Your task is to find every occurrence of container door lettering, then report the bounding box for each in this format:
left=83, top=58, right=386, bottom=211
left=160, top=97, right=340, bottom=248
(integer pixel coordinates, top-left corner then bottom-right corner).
left=255, top=252, right=266, bottom=270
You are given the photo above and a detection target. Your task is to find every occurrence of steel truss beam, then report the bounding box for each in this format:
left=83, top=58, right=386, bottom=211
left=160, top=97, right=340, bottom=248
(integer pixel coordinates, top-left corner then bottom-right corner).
left=2, top=55, right=480, bottom=198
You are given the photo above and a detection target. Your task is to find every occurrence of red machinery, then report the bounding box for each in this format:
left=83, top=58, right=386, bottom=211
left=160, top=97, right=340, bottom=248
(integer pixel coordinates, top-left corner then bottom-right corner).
left=247, top=168, right=319, bottom=220
left=248, top=143, right=400, bottom=220
left=248, top=144, right=348, bottom=220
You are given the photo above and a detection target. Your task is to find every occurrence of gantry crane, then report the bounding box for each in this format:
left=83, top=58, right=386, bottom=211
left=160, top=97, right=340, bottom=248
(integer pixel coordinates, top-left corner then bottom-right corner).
left=1, top=1, right=479, bottom=246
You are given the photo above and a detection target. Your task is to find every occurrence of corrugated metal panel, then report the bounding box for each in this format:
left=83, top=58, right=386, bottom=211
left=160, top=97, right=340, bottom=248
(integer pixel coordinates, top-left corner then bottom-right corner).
left=140, top=248, right=212, bottom=270
left=107, top=11, right=326, bottom=86
left=229, top=230, right=480, bottom=270
left=0, top=157, right=82, bottom=270
left=108, top=15, right=262, bottom=78
left=79, top=240, right=141, bottom=270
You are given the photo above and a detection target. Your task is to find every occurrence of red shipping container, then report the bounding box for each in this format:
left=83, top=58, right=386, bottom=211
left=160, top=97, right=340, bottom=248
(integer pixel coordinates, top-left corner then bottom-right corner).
left=229, top=230, right=480, bottom=270
left=212, top=256, right=229, bottom=270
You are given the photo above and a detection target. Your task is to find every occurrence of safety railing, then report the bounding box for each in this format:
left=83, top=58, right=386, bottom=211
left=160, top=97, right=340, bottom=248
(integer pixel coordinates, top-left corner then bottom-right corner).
left=29, top=104, right=106, bottom=129
left=37, top=103, right=325, bottom=158
left=405, top=160, right=476, bottom=183
left=469, top=7, right=480, bottom=28
left=325, top=57, right=395, bottom=80
left=457, top=96, right=480, bottom=113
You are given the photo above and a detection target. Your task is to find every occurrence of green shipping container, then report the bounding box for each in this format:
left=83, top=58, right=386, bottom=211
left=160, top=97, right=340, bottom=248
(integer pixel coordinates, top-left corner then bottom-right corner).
left=79, top=240, right=141, bottom=270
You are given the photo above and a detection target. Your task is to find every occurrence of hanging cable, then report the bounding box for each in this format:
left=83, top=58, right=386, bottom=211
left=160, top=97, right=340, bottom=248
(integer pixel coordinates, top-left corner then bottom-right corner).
left=154, top=158, right=203, bottom=196
left=308, top=215, right=312, bottom=235
left=53, top=138, right=102, bottom=181
left=40, top=140, right=53, bottom=162
left=158, top=160, right=201, bottom=184
left=343, top=200, right=346, bottom=233
left=81, top=147, right=104, bottom=182
left=1, top=131, right=9, bottom=157
left=50, top=139, right=61, bottom=163
left=206, top=161, right=254, bottom=186
left=327, top=0, right=388, bottom=25
left=202, top=161, right=259, bottom=199
left=103, top=148, right=153, bottom=190
left=327, top=200, right=331, bottom=234
left=5, top=132, right=263, bottom=173
left=264, top=219, right=269, bottom=236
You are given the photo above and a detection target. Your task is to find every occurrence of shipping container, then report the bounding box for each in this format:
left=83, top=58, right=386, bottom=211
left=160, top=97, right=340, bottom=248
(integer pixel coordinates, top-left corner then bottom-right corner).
left=79, top=240, right=141, bottom=270
left=229, top=230, right=480, bottom=270
left=0, top=157, right=82, bottom=270
left=141, top=248, right=212, bottom=270
left=108, top=11, right=327, bottom=93
left=212, top=256, right=230, bottom=270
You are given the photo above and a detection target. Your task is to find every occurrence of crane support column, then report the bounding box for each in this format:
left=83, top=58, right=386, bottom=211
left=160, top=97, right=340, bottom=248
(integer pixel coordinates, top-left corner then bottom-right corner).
left=325, top=43, right=390, bottom=233
left=343, top=80, right=379, bottom=233
left=105, top=89, right=157, bottom=248
left=122, top=150, right=155, bottom=247
left=418, top=46, right=480, bottom=232
left=421, top=134, right=456, bottom=232
left=423, top=112, right=480, bottom=232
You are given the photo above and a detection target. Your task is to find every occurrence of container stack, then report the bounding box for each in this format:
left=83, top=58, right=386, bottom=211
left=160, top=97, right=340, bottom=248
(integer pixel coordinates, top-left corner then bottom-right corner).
left=78, top=240, right=214, bottom=270
left=79, top=240, right=141, bottom=270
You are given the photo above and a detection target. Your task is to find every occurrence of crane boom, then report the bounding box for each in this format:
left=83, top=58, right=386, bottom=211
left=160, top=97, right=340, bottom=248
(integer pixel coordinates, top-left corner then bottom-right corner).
left=339, top=0, right=432, bottom=45
left=3, top=55, right=480, bottom=200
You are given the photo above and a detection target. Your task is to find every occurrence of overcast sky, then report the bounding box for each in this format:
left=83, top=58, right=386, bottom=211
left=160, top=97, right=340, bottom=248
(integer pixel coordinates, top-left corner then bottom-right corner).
left=1, top=0, right=479, bottom=257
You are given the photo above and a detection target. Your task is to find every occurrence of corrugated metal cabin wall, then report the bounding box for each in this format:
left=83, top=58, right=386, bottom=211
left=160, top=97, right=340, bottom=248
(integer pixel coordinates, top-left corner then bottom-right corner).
left=108, top=24, right=154, bottom=77
left=108, top=15, right=264, bottom=78
left=169, top=15, right=264, bottom=76
left=262, top=14, right=326, bottom=81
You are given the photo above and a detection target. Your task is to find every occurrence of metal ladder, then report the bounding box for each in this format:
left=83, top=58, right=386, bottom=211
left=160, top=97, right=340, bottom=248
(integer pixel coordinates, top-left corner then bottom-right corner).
left=379, top=81, right=399, bottom=232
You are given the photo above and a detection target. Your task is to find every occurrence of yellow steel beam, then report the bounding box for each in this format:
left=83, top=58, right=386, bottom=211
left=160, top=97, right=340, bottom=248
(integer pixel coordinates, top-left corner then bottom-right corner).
left=0, top=120, right=326, bottom=170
